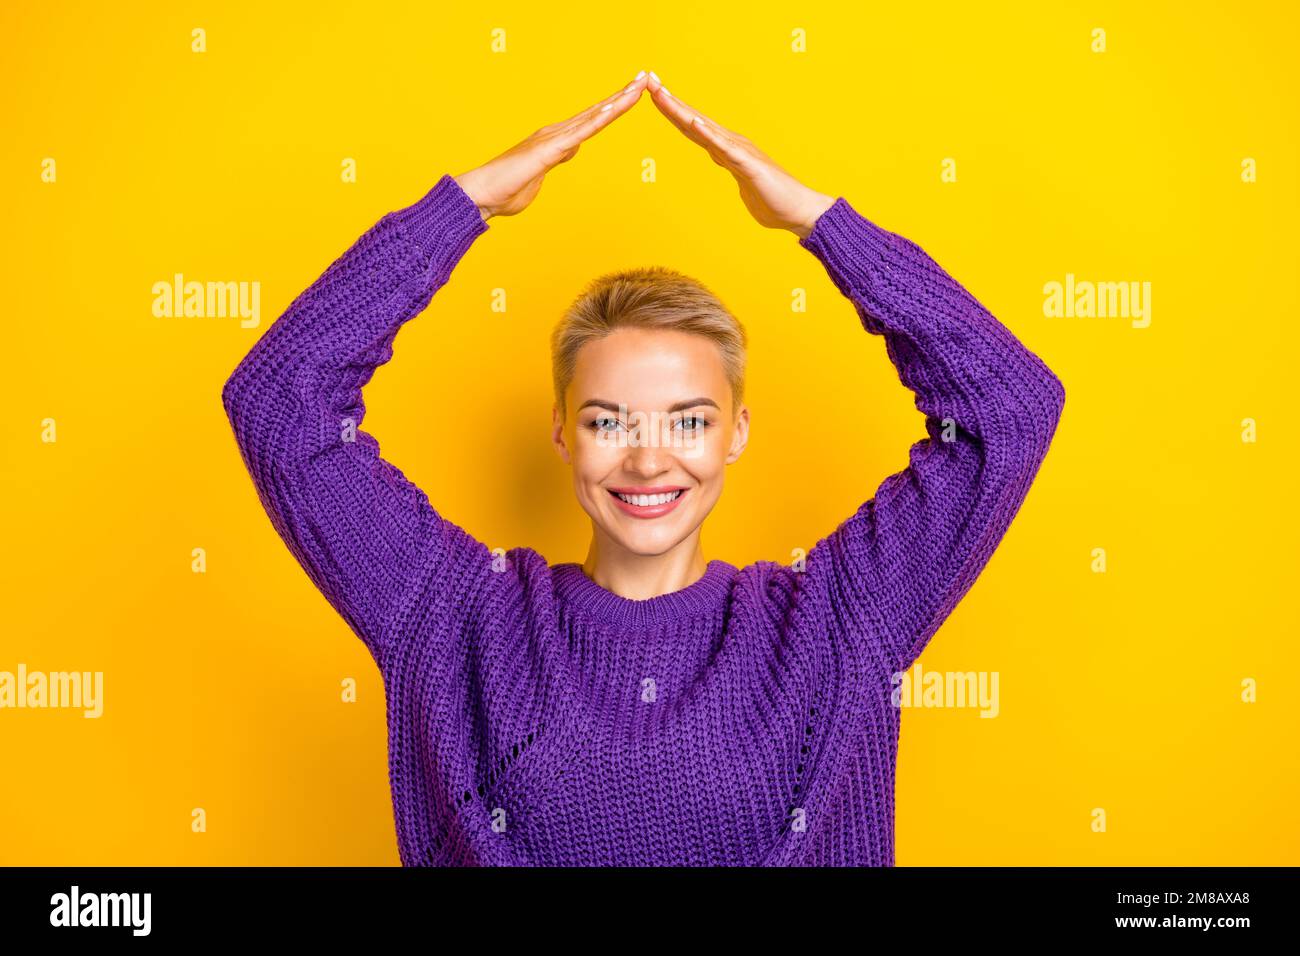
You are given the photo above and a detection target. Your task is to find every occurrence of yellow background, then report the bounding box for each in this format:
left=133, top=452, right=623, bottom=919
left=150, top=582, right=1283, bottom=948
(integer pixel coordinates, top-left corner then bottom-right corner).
left=2, top=1, right=1296, bottom=865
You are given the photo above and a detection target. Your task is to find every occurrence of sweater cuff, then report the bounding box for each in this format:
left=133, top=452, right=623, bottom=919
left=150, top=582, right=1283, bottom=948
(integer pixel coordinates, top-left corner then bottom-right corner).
left=798, top=197, right=908, bottom=293
left=389, top=173, right=490, bottom=269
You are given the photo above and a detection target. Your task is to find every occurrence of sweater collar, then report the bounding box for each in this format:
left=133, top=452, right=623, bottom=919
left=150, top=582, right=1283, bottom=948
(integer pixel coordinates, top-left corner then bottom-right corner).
left=551, top=559, right=737, bottom=629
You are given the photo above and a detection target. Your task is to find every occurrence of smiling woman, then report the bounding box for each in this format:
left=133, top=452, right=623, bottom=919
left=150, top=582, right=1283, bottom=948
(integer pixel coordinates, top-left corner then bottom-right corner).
left=220, top=69, right=1065, bottom=866
left=550, top=269, right=751, bottom=590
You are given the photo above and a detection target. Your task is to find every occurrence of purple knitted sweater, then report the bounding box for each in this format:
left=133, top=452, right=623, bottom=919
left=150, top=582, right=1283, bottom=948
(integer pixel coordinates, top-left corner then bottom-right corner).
left=222, top=174, right=1064, bottom=866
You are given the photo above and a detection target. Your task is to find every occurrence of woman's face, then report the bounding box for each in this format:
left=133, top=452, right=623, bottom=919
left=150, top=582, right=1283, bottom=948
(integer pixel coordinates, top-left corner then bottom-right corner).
left=553, top=327, right=749, bottom=558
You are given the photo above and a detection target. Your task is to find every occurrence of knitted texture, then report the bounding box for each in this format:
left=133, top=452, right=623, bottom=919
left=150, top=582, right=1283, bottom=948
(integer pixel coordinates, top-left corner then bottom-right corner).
left=222, top=173, right=1065, bottom=866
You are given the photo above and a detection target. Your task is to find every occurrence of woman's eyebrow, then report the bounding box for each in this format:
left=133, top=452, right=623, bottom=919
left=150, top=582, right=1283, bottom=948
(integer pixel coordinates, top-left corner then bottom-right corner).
left=666, top=399, right=720, bottom=412
left=578, top=398, right=721, bottom=413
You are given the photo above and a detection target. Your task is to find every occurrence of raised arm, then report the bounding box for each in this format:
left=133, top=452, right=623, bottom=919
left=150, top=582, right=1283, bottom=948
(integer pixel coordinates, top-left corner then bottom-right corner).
left=799, top=200, right=1065, bottom=672
left=222, top=73, right=651, bottom=665
left=641, top=74, right=1064, bottom=672
left=221, top=174, right=492, bottom=665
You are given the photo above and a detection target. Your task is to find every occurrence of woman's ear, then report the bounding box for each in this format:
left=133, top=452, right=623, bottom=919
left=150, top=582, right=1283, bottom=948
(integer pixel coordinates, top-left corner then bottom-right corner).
left=552, top=404, right=572, bottom=465
left=725, top=404, right=750, bottom=464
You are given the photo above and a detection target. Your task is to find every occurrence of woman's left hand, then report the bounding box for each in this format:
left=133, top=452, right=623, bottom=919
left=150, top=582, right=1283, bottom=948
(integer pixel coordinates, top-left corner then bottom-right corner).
left=645, top=73, right=836, bottom=239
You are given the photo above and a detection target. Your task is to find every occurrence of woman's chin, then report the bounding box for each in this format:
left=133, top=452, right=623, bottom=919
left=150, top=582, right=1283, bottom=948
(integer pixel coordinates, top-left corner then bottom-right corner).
left=603, top=522, right=687, bottom=556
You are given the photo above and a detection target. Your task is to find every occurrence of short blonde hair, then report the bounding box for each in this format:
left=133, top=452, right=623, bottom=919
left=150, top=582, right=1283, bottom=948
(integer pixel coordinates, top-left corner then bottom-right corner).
left=551, top=265, right=747, bottom=420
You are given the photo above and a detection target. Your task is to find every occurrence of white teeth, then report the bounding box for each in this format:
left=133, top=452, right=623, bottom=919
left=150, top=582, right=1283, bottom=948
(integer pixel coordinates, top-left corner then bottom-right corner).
left=615, top=490, right=682, bottom=506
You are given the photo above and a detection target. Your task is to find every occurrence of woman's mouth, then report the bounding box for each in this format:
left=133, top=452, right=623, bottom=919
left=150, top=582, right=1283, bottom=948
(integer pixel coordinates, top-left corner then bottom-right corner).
left=607, top=487, right=687, bottom=519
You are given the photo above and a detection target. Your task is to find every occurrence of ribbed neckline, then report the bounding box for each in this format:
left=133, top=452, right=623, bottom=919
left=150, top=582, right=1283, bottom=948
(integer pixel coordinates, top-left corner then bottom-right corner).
left=551, top=559, right=737, bottom=629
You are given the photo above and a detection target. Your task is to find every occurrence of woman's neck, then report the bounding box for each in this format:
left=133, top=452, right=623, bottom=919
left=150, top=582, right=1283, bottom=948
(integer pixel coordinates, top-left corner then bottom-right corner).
left=581, top=539, right=710, bottom=601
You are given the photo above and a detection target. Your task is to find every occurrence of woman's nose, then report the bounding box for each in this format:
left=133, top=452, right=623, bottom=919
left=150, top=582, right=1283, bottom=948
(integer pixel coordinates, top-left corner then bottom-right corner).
left=625, top=437, right=670, bottom=474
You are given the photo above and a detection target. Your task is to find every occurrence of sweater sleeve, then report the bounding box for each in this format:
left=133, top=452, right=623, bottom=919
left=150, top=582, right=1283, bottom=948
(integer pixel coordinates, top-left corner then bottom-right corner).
left=799, top=198, right=1065, bottom=674
left=221, top=174, right=492, bottom=666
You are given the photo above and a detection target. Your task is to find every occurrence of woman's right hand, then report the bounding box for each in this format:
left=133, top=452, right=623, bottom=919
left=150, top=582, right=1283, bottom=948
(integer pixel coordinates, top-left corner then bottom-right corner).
left=454, top=71, right=649, bottom=221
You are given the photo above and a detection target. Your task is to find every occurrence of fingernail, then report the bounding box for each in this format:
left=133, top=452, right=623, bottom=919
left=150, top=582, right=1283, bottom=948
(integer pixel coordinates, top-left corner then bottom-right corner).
left=649, top=71, right=661, bottom=84
left=634, top=70, right=646, bottom=79
left=660, top=87, right=672, bottom=99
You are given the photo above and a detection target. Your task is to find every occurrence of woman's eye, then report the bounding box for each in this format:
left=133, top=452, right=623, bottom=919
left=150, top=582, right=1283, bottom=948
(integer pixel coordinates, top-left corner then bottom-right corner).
left=675, top=415, right=709, bottom=431
left=591, top=417, right=624, bottom=433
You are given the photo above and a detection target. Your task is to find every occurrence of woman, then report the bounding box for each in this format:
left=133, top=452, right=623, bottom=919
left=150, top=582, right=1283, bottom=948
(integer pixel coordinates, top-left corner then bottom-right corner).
left=222, top=70, right=1065, bottom=866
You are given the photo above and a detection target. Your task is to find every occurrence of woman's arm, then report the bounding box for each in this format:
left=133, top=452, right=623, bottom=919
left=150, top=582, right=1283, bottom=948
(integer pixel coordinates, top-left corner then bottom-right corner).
left=800, top=198, right=1065, bottom=673
left=642, top=76, right=1064, bottom=672
left=221, top=174, right=491, bottom=665
left=222, top=74, right=651, bottom=666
